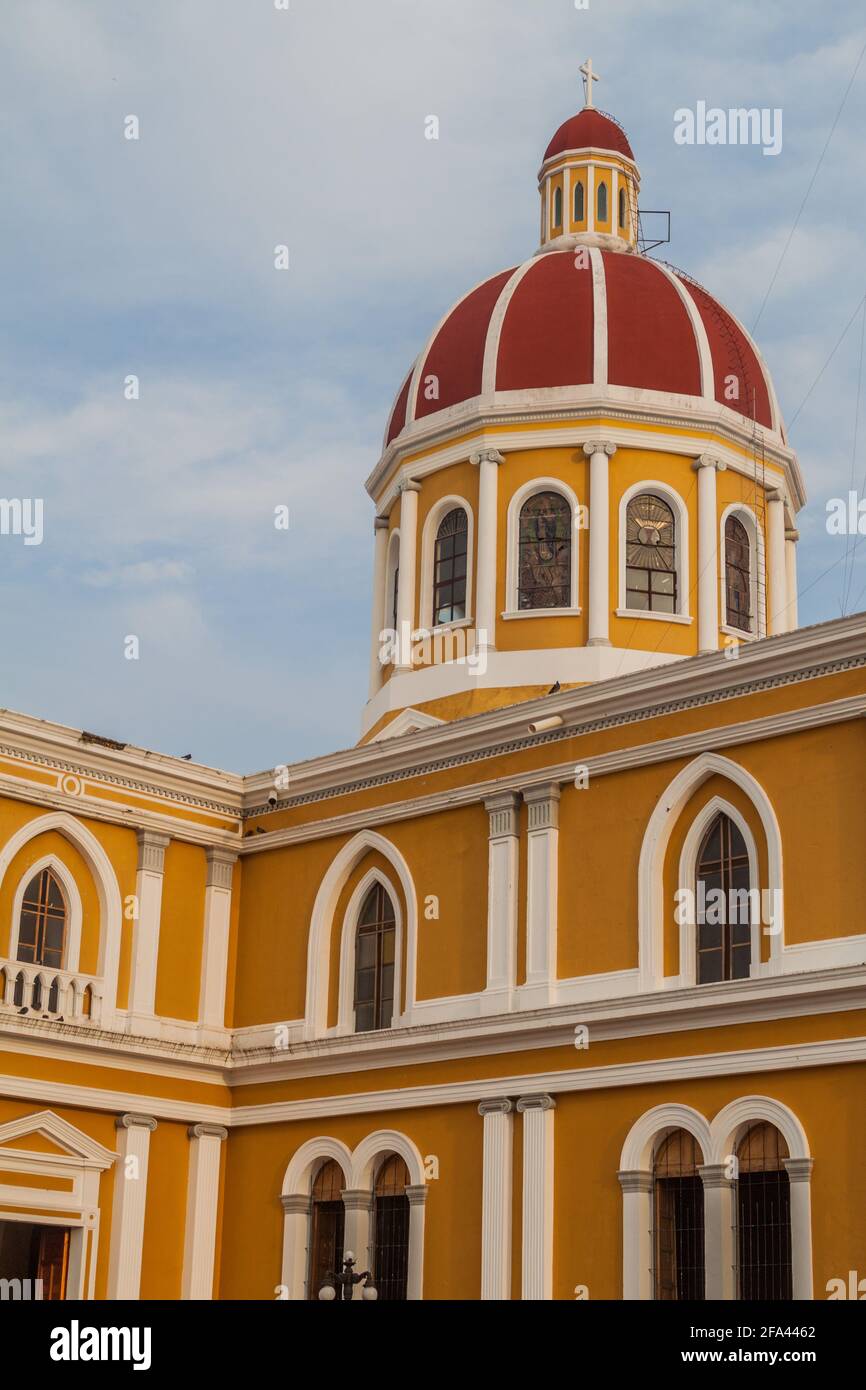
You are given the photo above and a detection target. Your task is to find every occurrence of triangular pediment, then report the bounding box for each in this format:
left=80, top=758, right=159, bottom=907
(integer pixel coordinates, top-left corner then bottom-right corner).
left=0, top=1110, right=116, bottom=1168
left=369, top=708, right=445, bottom=742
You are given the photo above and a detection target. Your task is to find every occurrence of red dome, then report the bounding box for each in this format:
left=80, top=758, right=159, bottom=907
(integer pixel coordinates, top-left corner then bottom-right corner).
left=384, top=251, right=780, bottom=448
left=544, top=109, right=634, bottom=162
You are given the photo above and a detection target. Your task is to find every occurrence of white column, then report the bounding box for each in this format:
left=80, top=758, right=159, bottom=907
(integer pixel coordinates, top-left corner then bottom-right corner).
left=342, top=1189, right=374, bottom=1278
left=785, top=527, right=800, bottom=631
left=107, top=1113, right=157, bottom=1300
left=479, top=1099, right=513, bottom=1300
left=584, top=441, right=616, bottom=646
left=368, top=517, right=390, bottom=696
left=128, top=830, right=170, bottom=1026
left=767, top=487, right=788, bottom=636
left=198, top=848, right=237, bottom=1032
left=405, top=1184, right=428, bottom=1300
left=617, top=1170, right=653, bottom=1299
left=517, top=1094, right=555, bottom=1300
left=694, top=455, right=723, bottom=654
left=182, top=1123, right=227, bottom=1299
left=587, top=163, right=596, bottom=232
left=523, top=784, right=560, bottom=1006
left=280, top=1194, right=311, bottom=1300
left=395, top=480, right=421, bottom=671
left=481, top=791, right=519, bottom=1013
left=470, top=448, right=504, bottom=651
left=785, top=1158, right=814, bottom=1299
left=699, top=1164, right=736, bottom=1299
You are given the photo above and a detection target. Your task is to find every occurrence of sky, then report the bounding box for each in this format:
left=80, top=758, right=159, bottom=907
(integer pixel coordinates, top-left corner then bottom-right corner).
left=1, top=0, right=865, bottom=773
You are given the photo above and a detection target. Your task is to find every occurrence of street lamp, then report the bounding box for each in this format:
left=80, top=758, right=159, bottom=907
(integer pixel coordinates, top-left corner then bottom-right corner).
left=318, top=1252, right=378, bottom=1301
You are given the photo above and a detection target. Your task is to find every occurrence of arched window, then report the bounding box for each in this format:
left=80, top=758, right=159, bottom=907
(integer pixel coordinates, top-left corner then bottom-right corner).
left=308, top=1160, right=345, bottom=1300
left=373, top=1155, right=410, bottom=1301
left=16, top=869, right=66, bottom=969
left=518, top=491, right=572, bottom=610
left=619, top=185, right=626, bottom=229
left=574, top=180, right=585, bottom=223
left=725, top=514, right=752, bottom=632
left=433, top=508, right=468, bottom=625
left=653, top=1130, right=705, bottom=1300
left=736, top=1123, right=792, bottom=1301
left=597, top=180, right=608, bottom=224
left=696, top=813, right=751, bottom=984
left=625, top=493, right=677, bottom=613
left=354, top=883, right=396, bottom=1033
left=553, top=185, right=563, bottom=229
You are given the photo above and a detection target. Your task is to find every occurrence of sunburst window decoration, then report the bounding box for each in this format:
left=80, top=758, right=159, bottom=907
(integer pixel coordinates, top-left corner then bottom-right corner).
left=625, top=493, right=677, bottom=613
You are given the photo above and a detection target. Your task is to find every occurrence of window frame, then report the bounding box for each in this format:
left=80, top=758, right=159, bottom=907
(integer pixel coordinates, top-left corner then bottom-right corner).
left=8, top=858, right=81, bottom=974
left=504, top=478, right=581, bottom=618
left=337, top=869, right=403, bottom=1036
left=719, top=504, right=765, bottom=640
left=419, top=497, right=474, bottom=633
left=677, top=796, right=760, bottom=988
left=617, top=480, right=691, bottom=623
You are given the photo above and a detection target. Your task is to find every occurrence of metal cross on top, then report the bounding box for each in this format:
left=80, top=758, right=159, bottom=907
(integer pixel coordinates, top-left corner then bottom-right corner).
left=580, top=57, right=600, bottom=109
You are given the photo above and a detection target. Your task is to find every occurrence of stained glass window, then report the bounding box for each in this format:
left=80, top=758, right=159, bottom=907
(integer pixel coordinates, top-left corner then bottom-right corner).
left=354, top=883, right=396, bottom=1033
left=17, top=869, right=66, bottom=970
left=725, top=514, right=752, bottom=632
left=433, top=508, right=468, bottom=625
left=626, top=493, right=677, bottom=613
left=518, top=491, right=572, bottom=610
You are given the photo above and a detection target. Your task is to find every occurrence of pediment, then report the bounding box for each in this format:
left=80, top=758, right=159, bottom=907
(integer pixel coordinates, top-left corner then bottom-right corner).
left=369, top=708, right=445, bottom=742
left=0, top=1110, right=116, bottom=1168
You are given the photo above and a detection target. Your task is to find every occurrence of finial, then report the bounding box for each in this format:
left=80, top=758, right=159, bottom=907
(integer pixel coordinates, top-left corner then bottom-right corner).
left=579, top=57, right=600, bottom=109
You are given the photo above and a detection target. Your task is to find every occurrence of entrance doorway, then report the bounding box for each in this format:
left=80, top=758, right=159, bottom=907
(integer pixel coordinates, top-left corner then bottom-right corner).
left=0, top=1220, right=70, bottom=1299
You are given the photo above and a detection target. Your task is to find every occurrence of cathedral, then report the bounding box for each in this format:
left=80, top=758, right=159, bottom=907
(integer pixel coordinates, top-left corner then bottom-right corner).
left=1, top=73, right=864, bottom=1304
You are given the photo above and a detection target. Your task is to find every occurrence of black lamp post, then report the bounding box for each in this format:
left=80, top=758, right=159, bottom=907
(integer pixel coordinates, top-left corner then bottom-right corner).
left=318, top=1252, right=378, bottom=1301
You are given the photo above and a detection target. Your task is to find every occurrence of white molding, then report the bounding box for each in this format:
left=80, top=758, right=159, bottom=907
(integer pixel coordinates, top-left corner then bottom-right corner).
left=617, top=478, right=690, bottom=618
left=517, top=1095, right=555, bottom=1299
left=107, top=1114, right=156, bottom=1299
left=8, top=855, right=83, bottom=973
left=589, top=247, right=608, bottom=387
left=479, top=1099, right=513, bottom=1299
left=368, top=708, right=445, bottom=742
left=505, top=475, right=581, bottom=614
left=336, top=868, right=403, bottom=1036
left=182, top=1123, right=227, bottom=1299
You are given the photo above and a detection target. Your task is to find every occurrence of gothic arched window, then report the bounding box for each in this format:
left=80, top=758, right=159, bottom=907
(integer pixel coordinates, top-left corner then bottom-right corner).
left=597, top=180, right=608, bottom=224
left=518, top=491, right=572, bottom=610
left=619, top=185, right=626, bottom=229
left=653, top=1130, right=705, bottom=1301
left=433, top=508, right=468, bottom=625
left=625, top=493, right=677, bottom=612
left=725, top=514, right=752, bottom=633
left=574, top=180, right=585, bottom=223
left=354, top=883, right=396, bottom=1033
left=736, top=1123, right=792, bottom=1301
left=373, top=1155, right=410, bottom=1301
left=308, top=1161, right=345, bottom=1299
left=696, top=813, right=751, bottom=985
left=17, top=869, right=66, bottom=970
left=553, top=185, right=563, bottom=229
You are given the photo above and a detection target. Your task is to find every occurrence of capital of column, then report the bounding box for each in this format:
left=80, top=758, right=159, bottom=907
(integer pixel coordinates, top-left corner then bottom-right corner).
left=523, top=783, right=560, bottom=833
left=280, top=1194, right=311, bottom=1216
left=470, top=448, right=506, bottom=467
left=767, top=486, right=785, bottom=504
left=374, top=515, right=389, bottom=532
left=698, top=1163, right=735, bottom=1191
left=116, top=1113, right=158, bottom=1133
left=516, top=1093, right=556, bottom=1114
left=692, top=454, right=726, bottom=472
left=784, top=1157, right=814, bottom=1183
left=785, top=528, right=800, bottom=543
left=136, top=829, right=170, bottom=874
left=617, top=1169, right=653, bottom=1195
left=478, top=1097, right=514, bottom=1117
left=582, top=440, right=617, bottom=458
left=341, top=1189, right=374, bottom=1213
left=397, top=478, right=422, bottom=496
left=188, top=1124, right=228, bottom=1141
left=484, top=790, right=519, bottom=840
left=405, top=1184, right=429, bottom=1207
left=205, top=847, right=238, bottom=890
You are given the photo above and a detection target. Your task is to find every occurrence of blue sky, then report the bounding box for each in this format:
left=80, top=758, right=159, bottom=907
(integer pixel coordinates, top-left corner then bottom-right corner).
left=1, top=0, right=865, bottom=772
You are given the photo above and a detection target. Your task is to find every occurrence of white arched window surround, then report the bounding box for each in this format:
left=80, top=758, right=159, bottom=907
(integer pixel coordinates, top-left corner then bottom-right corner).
left=280, top=1130, right=427, bottom=1300
left=719, top=503, right=765, bottom=640
left=677, top=796, right=762, bottom=989
left=305, top=830, right=418, bottom=1040
left=0, top=812, right=122, bottom=1025
left=617, top=479, right=691, bottom=623
left=419, top=495, right=474, bottom=632
left=504, top=477, right=582, bottom=618
left=619, top=1097, right=812, bottom=1301
left=337, top=867, right=403, bottom=1037
left=384, top=528, right=400, bottom=635
left=637, top=752, right=783, bottom=991
left=8, top=856, right=83, bottom=973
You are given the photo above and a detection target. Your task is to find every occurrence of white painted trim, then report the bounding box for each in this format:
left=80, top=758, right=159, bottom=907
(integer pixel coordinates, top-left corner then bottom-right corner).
left=617, top=479, right=691, bottom=619
left=652, top=261, right=714, bottom=401
left=482, top=260, right=537, bottom=395
left=589, top=247, right=608, bottom=387
left=479, top=1101, right=513, bottom=1299
left=419, top=494, right=475, bottom=631
left=8, top=855, right=82, bottom=973
left=107, top=1115, right=155, bottom=1299
left=676, top=796, right=761, bottom=990
left=337, top=868, right=403, bottom=1036
left=305, top=830, right=418, bottom=1040
left=182, top=1125, right=227, bottom=1299
left=368, top=708, right=445, bottom=742
left=720, top=502, right=766, bottom=639
left=615, top=608, right=693, bottom=626
left=505, top=476, right=581, bottom=614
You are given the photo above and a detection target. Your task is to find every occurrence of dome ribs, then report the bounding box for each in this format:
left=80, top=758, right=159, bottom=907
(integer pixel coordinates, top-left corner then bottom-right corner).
left=677, top=274, right=773, bottom=430
left=414, top=269, right=516, bottom=421
left=496, top=252, right=594, bottom=391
